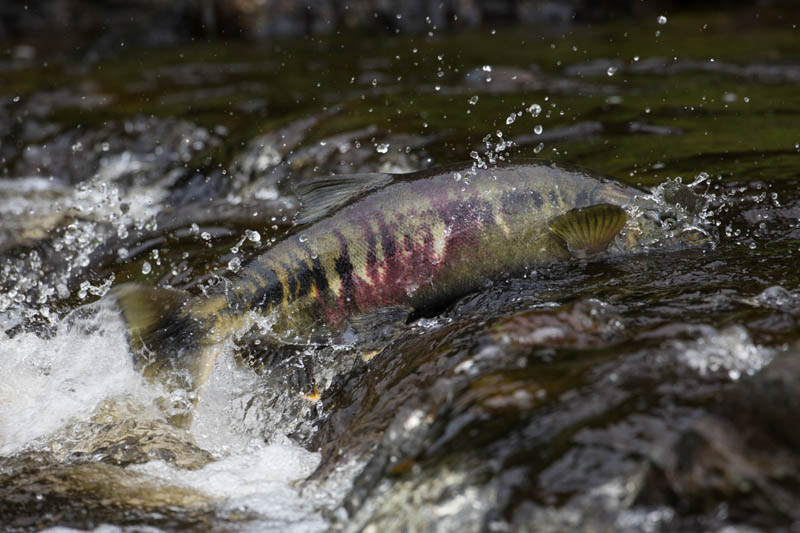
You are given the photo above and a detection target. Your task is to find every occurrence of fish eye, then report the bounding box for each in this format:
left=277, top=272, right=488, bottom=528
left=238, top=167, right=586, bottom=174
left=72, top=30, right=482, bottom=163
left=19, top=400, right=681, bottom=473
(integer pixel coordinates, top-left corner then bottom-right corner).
left=660, top=213, right=677, bottom=230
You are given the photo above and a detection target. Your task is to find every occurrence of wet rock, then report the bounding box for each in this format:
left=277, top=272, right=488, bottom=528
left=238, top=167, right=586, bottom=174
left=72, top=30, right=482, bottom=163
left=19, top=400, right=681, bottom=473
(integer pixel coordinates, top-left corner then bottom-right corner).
left=462, top=64, right=617, bottom=96
left=307, top=298, right=721, bottom=531
left=715, top=348, right=800, bottom=449
left=465, top=65, right=543, bottom=92
left=564, top=58, right=625, bottom=78
left=234, top=114, right=433, bottom=202
left=64, top=415, right=214, bottom=470
left=489, top=299, right=624, bottom=349
left=628, top=121, right=683, bottom=136
left=0, top=451, right=219, bottom=532
left=230, top=111, right=335, bottom=196
left=738, top=285, right=800, bottom=315
left=639, top=348, right=800, bottom=527
left=513, top=120, right=603, bottom=146
left=567, top=56, right=800, bottom=85
left=11, top=115, right=222, bottom=189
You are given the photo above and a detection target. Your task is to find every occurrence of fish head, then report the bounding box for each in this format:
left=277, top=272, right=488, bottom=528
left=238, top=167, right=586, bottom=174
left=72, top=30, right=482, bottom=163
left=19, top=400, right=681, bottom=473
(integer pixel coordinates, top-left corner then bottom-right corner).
left=612, top=179, right=715, bottom=253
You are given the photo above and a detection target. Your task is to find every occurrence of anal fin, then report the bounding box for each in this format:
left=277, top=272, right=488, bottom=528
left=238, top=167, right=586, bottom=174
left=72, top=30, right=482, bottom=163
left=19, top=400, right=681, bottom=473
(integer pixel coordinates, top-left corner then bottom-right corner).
left=345, top=305, right=412, bottom=361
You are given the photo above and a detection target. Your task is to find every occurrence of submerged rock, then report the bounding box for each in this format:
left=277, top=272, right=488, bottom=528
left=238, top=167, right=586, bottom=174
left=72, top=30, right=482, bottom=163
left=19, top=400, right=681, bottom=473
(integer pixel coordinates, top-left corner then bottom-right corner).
left=638, top=346, right=800, bottom=528
left=0, top=452, right=219, bottom=531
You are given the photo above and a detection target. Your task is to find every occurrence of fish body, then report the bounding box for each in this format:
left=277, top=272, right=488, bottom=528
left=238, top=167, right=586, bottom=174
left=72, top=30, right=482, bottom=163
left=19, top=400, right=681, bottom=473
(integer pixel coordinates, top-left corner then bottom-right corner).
left=113, top=160, right=691, bottom=407
left=225, top=161, right=633, bottom=339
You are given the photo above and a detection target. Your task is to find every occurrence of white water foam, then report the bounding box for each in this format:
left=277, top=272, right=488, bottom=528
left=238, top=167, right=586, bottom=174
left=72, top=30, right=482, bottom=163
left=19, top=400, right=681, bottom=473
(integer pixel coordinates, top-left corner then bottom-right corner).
left=672, top=325, right=773, bottom=381
left=0, top=300, right=328, bottom=532
left=0, top=302, right=150, bottom=455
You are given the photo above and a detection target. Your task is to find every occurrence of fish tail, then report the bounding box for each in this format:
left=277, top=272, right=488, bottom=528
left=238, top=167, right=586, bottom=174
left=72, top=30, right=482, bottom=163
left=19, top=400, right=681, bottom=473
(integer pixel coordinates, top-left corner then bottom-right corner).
left=112, top=283, right=222, bottom=424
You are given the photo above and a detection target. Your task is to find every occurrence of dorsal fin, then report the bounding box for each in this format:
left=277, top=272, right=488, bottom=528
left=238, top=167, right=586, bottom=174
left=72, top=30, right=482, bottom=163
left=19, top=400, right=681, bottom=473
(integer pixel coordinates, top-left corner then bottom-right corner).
left=548, top=204, right=627, bottom=256
left=294, top=172, right=393, bottom=225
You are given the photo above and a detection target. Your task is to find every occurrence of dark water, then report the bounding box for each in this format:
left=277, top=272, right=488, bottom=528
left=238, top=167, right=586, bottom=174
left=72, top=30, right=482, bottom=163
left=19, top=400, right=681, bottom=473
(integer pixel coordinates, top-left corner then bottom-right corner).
left=1, top=9, right=800, bottom=532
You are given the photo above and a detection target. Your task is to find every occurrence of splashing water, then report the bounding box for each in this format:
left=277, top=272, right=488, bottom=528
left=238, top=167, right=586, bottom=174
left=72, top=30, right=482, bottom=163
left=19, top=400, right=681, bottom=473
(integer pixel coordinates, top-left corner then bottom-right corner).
left=672, top=325, right=773, bottom=380
left=0, top=302, right=147, bottom=455
left=0, top=299, right=328, bottom=531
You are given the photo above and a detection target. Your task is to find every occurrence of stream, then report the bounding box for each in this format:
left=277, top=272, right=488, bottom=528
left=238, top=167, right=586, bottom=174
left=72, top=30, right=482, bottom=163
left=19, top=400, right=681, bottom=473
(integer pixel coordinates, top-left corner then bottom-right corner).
left=2, top=7, right=800, bottom=532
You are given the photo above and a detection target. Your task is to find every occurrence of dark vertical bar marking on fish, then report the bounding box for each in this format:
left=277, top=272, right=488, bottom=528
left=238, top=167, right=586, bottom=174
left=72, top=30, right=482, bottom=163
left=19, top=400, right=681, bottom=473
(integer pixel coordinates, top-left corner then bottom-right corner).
left=293, top=259, right=314, bottom=299
left=333, top=238, right=357, bottom=311
left=249, top=263, right=284, bottom=312
left=403, top=233, right=414, bottom=253
left=296, top=239, right=330, bottom=299
left=284, top=259, right=299, bottom=299
left=365, top=224, right=378, bottom=275
left=379, top=219, right=397, bottom=261
left=311, top=256, right=329, bottom=296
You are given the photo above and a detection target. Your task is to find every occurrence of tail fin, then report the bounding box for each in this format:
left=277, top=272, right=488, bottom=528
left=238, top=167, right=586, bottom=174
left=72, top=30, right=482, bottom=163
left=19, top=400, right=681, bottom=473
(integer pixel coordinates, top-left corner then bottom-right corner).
left=111, top=283, right=221, bottom=425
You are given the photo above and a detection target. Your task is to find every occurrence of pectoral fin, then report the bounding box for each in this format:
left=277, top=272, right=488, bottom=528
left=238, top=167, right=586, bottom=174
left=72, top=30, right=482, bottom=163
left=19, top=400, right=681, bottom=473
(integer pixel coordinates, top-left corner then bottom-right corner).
left=548, top=204, right=627, bottom=256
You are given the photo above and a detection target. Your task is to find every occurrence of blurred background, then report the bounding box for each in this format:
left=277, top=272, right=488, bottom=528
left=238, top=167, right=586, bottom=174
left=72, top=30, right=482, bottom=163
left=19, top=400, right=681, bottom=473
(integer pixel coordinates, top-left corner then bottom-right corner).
left=1, top=0, right=795, bottom=55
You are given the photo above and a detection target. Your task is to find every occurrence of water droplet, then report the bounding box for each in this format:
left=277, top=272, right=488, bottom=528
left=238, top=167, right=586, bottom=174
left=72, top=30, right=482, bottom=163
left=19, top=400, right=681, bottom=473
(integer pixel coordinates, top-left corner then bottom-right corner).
left=246, top=229, right=261, bottom=242
left=657, top=15, right=668, bottom=24
left=434, top=85, right=441, bottom=92
left=533, top=142, right=544, bottom=154
left=228, top=257, right=242, bottom=272
left=141, top=261, right=152, bottom=275
left=118, top=247, right=129, bottom=259
left=527, top=103, right=542, bottom=117
left=12, top=95, right=20, bottom=103
left=482, top=65, right=492, bottom=72
left=468, top=95, right=479, bottom=105
left=298, top=235, right=308, bottom=243
left=534, top=125, right=543, bottom=135
left=200, top=231, right=211, bottom=241
left=376, top=143, right=390, bottom=154
left=607, top=66, right=617, bottom=76
left=506, top=114, right=516, bottom=125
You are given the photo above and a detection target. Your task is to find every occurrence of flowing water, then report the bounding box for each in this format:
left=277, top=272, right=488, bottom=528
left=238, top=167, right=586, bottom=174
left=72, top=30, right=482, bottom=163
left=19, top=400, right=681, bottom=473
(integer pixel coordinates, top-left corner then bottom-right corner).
left=2, top=9, right=800, bottom=532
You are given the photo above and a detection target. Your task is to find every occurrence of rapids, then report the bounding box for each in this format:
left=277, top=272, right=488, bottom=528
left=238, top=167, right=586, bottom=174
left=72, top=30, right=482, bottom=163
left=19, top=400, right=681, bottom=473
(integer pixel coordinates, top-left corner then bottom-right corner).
left=2, top=6, right=800, bottom=532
